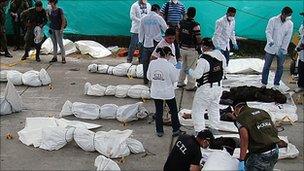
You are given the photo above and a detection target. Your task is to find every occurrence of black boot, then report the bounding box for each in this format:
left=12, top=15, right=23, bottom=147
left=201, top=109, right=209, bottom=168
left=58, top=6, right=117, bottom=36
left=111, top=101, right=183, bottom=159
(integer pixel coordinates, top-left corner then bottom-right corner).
left=21, top=54, right=28, bottom=60
left=4, top=51, right=13, bottom=58
left=36, top=55, right=41, bottom=62
left=49, top=57, right=57, bottom=63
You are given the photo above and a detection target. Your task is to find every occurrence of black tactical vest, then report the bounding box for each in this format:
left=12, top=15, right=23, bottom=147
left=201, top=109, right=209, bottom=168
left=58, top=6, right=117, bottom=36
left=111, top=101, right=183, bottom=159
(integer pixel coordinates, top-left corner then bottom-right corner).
left=197, top=54, right=223, bottom=87
left=236, top=106, right=281, bottom=153
left=179, top=19, right=199, bottom=48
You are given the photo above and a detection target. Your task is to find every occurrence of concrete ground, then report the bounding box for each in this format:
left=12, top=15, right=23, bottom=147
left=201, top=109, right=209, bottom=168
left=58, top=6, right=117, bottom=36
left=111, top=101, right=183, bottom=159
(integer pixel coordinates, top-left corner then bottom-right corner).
left=0, top=49, right=303, bottom=170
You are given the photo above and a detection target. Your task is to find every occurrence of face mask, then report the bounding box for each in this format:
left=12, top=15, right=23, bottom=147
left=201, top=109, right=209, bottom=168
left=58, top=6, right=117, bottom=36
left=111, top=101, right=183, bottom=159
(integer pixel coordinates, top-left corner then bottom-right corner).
left=227, top=16, right=234, bottom=21
left=285, top=16, right=292, bottom=21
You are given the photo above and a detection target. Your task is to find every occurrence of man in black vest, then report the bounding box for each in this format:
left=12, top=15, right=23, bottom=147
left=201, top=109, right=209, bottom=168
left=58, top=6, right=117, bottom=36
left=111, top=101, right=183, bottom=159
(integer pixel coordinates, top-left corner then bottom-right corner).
left=177, top=7, right=202, bottom=91
left=232, top=101, right=281, bottom=171
left=186, top=38, right=226, bottom=132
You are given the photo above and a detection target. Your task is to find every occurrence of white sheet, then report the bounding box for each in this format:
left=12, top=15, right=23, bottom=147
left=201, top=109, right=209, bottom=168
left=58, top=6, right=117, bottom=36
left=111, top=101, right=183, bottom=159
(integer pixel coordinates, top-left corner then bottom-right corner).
left=75, top=40, right=111, bottom=58
left=227, top=58, right=264, bottom=74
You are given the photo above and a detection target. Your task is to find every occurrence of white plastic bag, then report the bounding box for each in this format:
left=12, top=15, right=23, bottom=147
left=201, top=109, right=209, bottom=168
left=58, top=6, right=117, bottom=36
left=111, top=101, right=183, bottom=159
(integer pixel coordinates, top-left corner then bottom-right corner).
left=72, top=102, right=100, bottom=120
left=97, top=64, right=109, bottom=74
left=99, top=104, right=118, bottom=119
left=127, top=85, right=150, bottom=99
left=202, top=151, right=239, bottom=170
left=126, top=138, right=145, bottom=154
left=22, top=70, right=42, bottom=86
left=107, top=66, right=114, bottom=75
left=116, top=102, right=143, bottom=123
left=75, top=40, right=112, bottom=58
left=94, top=130, right=132, bottom=158
left=94, top=155, right=121, bottom=171
left=105, top=85, right=116, bottom=96
left=136, top=64, right=144, bottom=78
left=84, top=82, right=106, bottom=96
left=88, top=64, right=98, bottom=73
left=113, top=63, right=132, bottom=76
left=39, top=68, right=51, bottom=85
left=41, top=38, right=78, bottom=55
left=0, top=98, right=12, bottom=115
left=74, top=128, right=96, bottom=152
left=127, top=65, right=137, bottom=77
left=115, top=85, right=131, bottom=98
left=0, top=70, right=8, bottom=82
left=0, top=81, right=23, bottom=115
left=59, top=100, right=73, bottom=117
left=7, top=70, right=23, bottom=85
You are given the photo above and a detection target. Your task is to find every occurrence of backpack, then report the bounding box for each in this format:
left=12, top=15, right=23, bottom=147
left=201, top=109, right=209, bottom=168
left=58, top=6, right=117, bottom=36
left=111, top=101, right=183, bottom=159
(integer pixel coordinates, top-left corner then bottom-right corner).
left=197, top=54, right=223, bottom=86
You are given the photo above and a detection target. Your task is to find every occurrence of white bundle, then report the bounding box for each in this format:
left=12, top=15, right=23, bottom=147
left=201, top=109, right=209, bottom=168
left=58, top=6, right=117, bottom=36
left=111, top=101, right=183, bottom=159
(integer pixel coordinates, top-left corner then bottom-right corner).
left=84, top=82, right=106, bottom=96
left=127, top=65, right=137, bottom=77
left=127, top=85, right=150, bottom=99
left=0, top=70, right=8, bottom=82
left=115, top=85, right=132, bottom=98
left=94, top=155, right=121, bottom=171
left=72, top=102, right=101, bottom=120
left=22, top=70, right=42, bottom=86
left=116, top=102, right=148, bottom=123
left=88, top=64, right=98, bottom=72
left=126, top=138, right=145, bottom=154
left=6, top=70, right=23, bottom=85
left=112, top=63, right=132, bottom=76
left=0, top=81, right=23, bottom=115
left=97, top=64, right=109, bottom=74
left=107, top=66, right=114, bottom=75
left=136, top=64, right=144, bottom=78
left=99, top=104, right=118, bottom=119
left=105, top=85, right=116, bottom=96
left=74, top=128, right=96, bottom=151
left=39, top=68, right=52, bottom=85
left=202, top=151, right=239, bottom=170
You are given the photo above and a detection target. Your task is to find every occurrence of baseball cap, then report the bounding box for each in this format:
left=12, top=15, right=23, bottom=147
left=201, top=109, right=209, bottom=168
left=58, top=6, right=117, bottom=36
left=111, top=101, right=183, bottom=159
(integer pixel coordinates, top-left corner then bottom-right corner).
left=197, top=129, right=214, bottom=142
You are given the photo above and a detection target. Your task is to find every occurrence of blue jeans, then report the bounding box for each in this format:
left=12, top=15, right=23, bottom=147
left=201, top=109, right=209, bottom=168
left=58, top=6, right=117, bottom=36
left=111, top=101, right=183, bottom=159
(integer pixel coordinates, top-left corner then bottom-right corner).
left=246, top=147, right=279, bottom=171
left=154, top=98, right=181, bottom=133
left=141, top=46, right=155, bottom=83
left=262, top=52, right=286, bottom=86
left=127, top=33, right=138, bottom=62
left=220, top=49, right=230, bottom=65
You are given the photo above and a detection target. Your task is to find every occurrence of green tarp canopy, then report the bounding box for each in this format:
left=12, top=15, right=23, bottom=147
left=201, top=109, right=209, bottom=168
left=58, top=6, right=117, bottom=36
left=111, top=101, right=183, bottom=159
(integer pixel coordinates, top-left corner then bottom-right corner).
left=4, top=0, right=303, bottom=40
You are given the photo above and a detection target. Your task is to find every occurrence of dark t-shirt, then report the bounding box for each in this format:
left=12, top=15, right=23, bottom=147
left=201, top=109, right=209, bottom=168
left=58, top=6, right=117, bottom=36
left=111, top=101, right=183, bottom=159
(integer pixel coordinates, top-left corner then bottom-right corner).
left=164, top=135, right=202, bottom=171
left=50, top=8, right=63, bottom=30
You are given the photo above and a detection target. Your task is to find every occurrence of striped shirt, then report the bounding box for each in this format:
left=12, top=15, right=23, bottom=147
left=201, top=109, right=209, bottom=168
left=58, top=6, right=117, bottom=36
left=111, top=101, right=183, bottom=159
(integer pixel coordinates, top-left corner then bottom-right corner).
left=160, top=1, right=185, bottom=25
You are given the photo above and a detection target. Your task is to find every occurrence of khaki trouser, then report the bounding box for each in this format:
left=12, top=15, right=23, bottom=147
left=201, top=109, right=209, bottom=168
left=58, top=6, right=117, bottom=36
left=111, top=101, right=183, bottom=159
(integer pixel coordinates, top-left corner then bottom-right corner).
left=178, top=47, right=198, bottom=89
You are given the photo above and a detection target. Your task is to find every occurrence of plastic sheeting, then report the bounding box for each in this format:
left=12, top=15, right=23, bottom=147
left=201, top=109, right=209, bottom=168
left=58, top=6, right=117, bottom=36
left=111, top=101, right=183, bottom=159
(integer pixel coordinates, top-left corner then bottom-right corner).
left=59, top=100, right=149, bottom=123
left=94, top=155, right=121, bottom=171
left=226, top=58, right=264, bottom=74
left=84, top=82, right=150, bottom=99
left=41, top=37, right=78, bottom=55
left=88, top=63, right=144, bottom=78
left=202, top=151, right=239, bottom=170
left=201, top=134, right=299, bottom=160
left=75, top=40, right=112, bottom=58
left=0, top=81, right=23, bottom=115
left=1, top=69, right=51, bottom=86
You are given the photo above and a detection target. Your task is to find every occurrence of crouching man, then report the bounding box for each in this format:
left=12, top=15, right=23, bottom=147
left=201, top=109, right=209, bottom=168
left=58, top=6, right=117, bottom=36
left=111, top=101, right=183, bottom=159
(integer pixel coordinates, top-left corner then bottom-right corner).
left=164, top=130, right=214, bottom=171
left=232, top=101, right=282, bottom=171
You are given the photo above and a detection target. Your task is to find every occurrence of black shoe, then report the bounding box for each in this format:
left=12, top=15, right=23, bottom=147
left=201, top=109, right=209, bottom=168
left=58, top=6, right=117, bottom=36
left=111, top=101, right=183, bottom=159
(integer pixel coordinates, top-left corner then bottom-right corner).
left=157, top=132, right=164, bottom=137
left=172, top=130, right=186, bottom=137
left=185, top=87, right=197, bottom=91
left=144, top=80, right=149, bottom=85
left=36, top=57, right=41, bottom=62
left=4, top=52, right=13, bottom=58
left=21, top=55, right=28, bottom=60
left=49, top=57, right=57, bottom=63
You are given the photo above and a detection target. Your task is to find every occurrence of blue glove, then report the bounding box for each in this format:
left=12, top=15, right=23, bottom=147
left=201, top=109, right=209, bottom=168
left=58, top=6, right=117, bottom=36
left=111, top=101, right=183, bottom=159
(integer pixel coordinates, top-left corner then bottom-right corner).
left=269, top=42, right=274, bottom=47
left=238, top=160, right=245, bottom=171
left=233, top=43, right=239, bottom=50
left=175, top=61, right=182, bottom=69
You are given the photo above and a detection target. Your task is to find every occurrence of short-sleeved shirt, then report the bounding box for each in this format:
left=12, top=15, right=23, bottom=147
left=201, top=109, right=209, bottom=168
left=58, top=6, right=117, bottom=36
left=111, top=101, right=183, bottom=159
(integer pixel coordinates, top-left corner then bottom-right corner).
left=50, top=8, right=63, bottom=30
left=160, top=1, right=185, bottom=25
left=164, top=134, right=202, bottom=171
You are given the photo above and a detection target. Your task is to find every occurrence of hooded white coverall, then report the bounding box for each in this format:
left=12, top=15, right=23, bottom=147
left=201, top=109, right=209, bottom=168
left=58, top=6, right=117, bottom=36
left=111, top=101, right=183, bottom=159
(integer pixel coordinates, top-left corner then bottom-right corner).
left=188, top=50, right=226, bottom=132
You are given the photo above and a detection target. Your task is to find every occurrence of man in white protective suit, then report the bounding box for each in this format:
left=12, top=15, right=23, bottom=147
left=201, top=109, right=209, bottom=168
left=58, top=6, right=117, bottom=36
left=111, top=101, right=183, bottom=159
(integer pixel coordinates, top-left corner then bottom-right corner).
left=186, top=38, right=226, bottom=132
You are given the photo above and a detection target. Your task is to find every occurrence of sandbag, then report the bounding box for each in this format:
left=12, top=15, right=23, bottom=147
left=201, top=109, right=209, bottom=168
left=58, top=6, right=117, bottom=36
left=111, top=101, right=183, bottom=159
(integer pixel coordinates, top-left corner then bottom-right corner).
left=39, top=68, right=51, bottom=85
left=99, top=104, right=118, bottom=119
left=113, top=63, right=132, bottom=76
left=116, top=102, right=148, bottom=123
left=0, top=70, right=8, bottom=82
left=105, top=85, right=116, bottom=96
left=97, top=64, right=109, bottom=74
left=7, top=70, right=23, bottom=85
left=84, top=82, right=106, bottom=96
left=39, top=127, right=75, bottom=151
left=127, top=85, right=150, bottom=99
left=0, top=81, right=23, bottom=115
left=126, top=138, right=145, bottom=154
left=94, top=155, right=121, bottom=171
left=94, top=130, right=132, bottom=158
left=115, top=85, right=131, bottom=98
left=22, top=70, right=42, bottom=87
left=72, top=102, right=100, bottom=120
left=136, top=64, right=144, bottom=78
left=75, top=40, right=112, bottom=58
left=88, top=64, right=98, bottom=73
left=202, top=151, right=239, bottom=170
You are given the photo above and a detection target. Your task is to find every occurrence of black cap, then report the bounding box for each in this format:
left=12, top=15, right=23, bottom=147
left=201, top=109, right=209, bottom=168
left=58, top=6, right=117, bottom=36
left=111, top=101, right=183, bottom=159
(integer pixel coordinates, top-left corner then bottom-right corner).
left=197, top=129, right=214, bottom=141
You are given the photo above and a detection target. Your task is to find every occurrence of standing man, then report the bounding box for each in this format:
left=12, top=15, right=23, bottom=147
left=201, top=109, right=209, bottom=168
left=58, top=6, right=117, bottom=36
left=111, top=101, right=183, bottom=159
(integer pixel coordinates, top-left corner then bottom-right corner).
left=138, top=4, right=168, bottom=84
left=232, top=101, right=281, bottom=171
left=212, top=7, right=238, bottom=65
left=127, top=0, right=151, bottom=63
left=262, top=7, right=293, bottom=90
left=186, top=38, right=225, bottom=132
left=164, top=130, right=214, bottom=171
left=0, top=0, right=13, bottom=58
left=9, top=0, right=29, bottom=51
left=151, top=27, right=176, bottom=65
left=20, top=0, right=47, bottom=62
left=160, top=0, right=185, bottom=61
left=177, top=7, right=202, bottom=91
left=295, top=12, right=304, bottom=92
